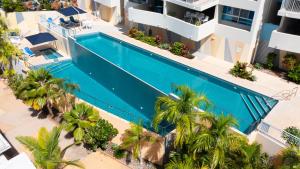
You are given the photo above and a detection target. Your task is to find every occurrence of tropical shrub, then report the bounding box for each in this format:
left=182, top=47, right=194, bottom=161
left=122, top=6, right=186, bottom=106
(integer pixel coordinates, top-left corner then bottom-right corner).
left=63, top=103, right=100, bottom=142
left=16, top=126, right=83, bottom=169
left=170, top=42, right=185, bottom=56
left=8, top=73, right=24, bottom=92
left=2, top=0, right=25, bottom=12
left=16, top=69, right=77, bottom=116
left=254, top=63, right=263, bottom=70
left=266, top=52, right=276, bottom=69
left=83, top=119, right=118, bottom=151
left=159, top=43, right=171, bottom=50
left=170, top=42, right=190, bottom=58
left=112, top=144, right=126, bottom=159
left=287, top=64, right=300, bottom=84
left=141, top=36, right=157, bottom=46
left=230, top=61, right=256, bottom=81
left=1, top=69, right=16, bottom=79
left=282, top=126, right=300, bottom=146
left=128, top=27, right=139, bottom=38
left=280, top=146, right=300, bottom=169
left=283, top=53, right=298, bottom=70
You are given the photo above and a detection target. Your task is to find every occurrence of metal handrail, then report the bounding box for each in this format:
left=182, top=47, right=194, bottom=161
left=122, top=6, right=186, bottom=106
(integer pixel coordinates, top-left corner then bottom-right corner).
left=257, top=121, right=300, bottom=146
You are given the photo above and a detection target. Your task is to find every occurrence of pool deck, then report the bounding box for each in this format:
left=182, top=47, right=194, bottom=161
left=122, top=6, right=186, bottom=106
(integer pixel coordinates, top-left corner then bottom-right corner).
left=73, top=20, right=299, bottom=131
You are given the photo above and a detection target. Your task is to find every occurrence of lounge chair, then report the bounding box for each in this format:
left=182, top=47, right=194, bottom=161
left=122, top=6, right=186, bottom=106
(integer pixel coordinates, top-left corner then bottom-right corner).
left=59, top=18, right=72, bottom=27
left=23, top=47, right=35, bottom=57
left=70, top=16, right=79, bottom=24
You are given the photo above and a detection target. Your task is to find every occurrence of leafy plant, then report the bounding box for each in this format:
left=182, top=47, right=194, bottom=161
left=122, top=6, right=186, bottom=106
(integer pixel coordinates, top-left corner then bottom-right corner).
left=170, top=42, right=185, bottom=56
left=266, top=52, right=276, bottom=69
left=287, top=64, right=300, bottom=84
left=282, top=126, right=300, bottom=146
left=16, top=126, right=83, bottom=169
left=121, top=122, right=155, bottom=167
left=159, top=43, right=171, bottom=50
left=8, top=73, right=24, bottom=92
left=2, top=0, right=25, bottom=12
left=254, top=63, right=263, bottom=70
left=229, top=61, right=256, bottom=81
left=280, top=146, right=300, bottom=169
left=63, top=103, right=100, bottom=142
left=1, top=69, right=16, bottom=79
left=141, top=36, right=157, bottom=46
left=153, top=85, right=211, bottom=148
left=16, top=69, right=77, bottom=117
left=128, top=27, right=139, bottom=38
left=83, top=119, right=118, bottom=151
left=283, top=53, right=297, bottom=70
left=112, top=144, right=126, bottom=159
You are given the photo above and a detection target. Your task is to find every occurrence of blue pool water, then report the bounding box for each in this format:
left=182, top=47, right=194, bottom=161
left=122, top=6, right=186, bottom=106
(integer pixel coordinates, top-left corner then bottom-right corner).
left=43, top=32, right=278, bottom=135
left=40, top=48, right=63, bottom=60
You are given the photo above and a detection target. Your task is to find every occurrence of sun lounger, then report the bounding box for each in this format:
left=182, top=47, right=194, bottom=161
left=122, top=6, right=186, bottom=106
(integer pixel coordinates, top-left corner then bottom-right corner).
left=70, top=16, right=79, bottom=24
left=23, top=47, right=35, bottom=57
left=59, top=18, right=72, bottom=27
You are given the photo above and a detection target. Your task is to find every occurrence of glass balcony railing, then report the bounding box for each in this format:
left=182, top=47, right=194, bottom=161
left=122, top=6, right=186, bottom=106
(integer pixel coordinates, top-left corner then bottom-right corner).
left=281, top=0, right=300, bottom=13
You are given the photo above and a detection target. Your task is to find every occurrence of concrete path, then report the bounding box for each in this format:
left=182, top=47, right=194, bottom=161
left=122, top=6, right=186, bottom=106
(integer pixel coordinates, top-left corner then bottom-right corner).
left=0, top=80, right=89, bottom=160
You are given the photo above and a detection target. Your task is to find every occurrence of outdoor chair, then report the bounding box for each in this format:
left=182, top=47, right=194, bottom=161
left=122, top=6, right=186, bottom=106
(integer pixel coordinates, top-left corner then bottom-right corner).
left=23, top=47, right=35, bottom=57
left=70, top=16, right=80, bottom=24
left=59, top=18, right=73, bottom=28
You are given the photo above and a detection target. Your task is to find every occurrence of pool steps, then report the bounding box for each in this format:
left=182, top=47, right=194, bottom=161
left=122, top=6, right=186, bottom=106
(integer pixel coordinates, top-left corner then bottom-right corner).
left=240, top=93, right=277, bottom=121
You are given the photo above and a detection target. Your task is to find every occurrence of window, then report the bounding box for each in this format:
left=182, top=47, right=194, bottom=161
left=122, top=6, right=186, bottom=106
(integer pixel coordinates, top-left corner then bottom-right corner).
left=221, top=6, right=254, bottom=27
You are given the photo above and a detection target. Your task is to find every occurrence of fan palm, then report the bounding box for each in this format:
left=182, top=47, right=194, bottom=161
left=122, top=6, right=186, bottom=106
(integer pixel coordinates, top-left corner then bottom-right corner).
left=16, top=126, right=84, bottom=169
left=63, top=103, right=100, bottom=142
left=16, top=69, right=76, bottom=116
left=190, top=114, right=241, bottom=169
left=121, top=122, right=155, bottom=168
left=153, top=85, right=210, bottom=148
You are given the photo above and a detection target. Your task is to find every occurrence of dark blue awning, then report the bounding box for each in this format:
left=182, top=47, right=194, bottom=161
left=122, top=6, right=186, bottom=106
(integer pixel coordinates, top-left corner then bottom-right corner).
left=25, top=33, right=57, bottom=45
left=58, top=6, right=86, bottom=16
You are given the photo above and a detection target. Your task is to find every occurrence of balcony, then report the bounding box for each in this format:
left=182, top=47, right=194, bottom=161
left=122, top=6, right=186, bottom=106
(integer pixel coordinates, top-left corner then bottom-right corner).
left=165, top=0, right=218, bottom=11
left=94, top=0, right=119, bottom=7
left=278, top=0, right=300, bottom=19
left=269, top=30, right=300, bottom=53
left=128, top=6, right=216, bottom=41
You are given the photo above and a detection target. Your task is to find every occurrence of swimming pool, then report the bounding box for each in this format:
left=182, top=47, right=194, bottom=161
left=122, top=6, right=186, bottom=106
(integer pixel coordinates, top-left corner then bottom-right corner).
left=44, top=32, right=278, bottom=135
left=40, top=48, right=63, bottom=60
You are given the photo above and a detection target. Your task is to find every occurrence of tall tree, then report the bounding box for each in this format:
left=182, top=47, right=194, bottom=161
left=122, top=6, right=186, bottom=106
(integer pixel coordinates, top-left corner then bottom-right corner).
left=153, top=85, right=210, bottom=148
left=190, top=114, right=241, bottom=169
left=16, top=126, right=83, bottom=169
left=121, top=122, right=155, bottom=168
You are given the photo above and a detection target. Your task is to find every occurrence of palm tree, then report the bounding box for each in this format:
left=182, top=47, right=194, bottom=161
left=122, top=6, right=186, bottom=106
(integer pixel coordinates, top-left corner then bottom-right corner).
left=241, top=143, right=270, bottom=169
left=166, top=154, right=208, bottom=169
left=153, top=85, right=211, bottom=148
left=121, top=122, right=155, bottom=168
left=63, top=103, right=100, bottom=142
left=189, top=114, right=241, bottom=169
left=280, top=146, right=300, bottom=168
left=0, top=16, right=21, bottom=72
left=16, top=69, right=77, bottom=117
left=16, top=126, right=84, bottom=169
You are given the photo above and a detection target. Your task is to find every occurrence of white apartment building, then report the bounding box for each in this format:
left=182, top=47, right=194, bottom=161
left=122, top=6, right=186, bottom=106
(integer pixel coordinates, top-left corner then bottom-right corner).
left=255, top=0, right=300, bottom=68
left=88, top=0, right=266, bottom=63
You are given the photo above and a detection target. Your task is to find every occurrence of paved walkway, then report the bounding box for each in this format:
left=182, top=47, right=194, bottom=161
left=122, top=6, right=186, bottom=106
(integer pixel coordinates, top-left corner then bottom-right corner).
left=0, top=81, right=133, bottom=168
